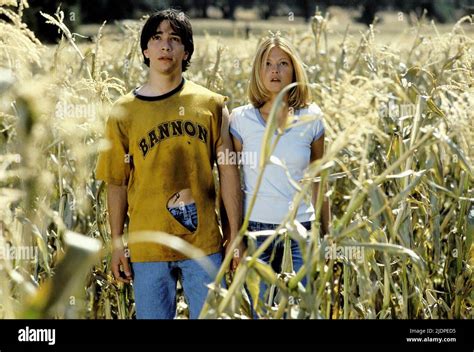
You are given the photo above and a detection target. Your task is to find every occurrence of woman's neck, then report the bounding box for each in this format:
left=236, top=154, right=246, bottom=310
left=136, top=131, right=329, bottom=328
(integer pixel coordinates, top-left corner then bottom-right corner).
left=259, top=98, right=290, bottom=127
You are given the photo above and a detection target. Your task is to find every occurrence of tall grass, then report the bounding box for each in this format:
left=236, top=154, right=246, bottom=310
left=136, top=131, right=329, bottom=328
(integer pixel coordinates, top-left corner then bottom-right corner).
left=0, top=2, right=472, bottom=319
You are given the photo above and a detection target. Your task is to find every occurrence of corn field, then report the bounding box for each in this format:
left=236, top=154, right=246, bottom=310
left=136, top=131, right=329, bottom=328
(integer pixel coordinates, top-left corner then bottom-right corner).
left=0, top=0, right=473, bottom=320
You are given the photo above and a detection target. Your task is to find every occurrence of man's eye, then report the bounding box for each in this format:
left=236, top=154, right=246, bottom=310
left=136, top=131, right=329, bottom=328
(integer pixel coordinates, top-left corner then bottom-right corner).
left=152, top=35, right=160, bottom=40
left=171, top=37, right=180, bottom=42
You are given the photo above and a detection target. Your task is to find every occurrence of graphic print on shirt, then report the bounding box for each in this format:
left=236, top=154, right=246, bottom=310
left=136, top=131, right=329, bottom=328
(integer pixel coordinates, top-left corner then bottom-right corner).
left=138, top=119, right=209, bottom=158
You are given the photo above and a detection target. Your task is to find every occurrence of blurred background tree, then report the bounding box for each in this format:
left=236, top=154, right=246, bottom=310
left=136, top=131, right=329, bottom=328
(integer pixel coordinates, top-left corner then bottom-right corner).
left=18, top=0, right=474, bottom=43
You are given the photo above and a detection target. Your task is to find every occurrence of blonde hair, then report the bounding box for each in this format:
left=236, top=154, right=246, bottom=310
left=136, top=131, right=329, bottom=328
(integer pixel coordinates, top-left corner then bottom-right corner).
left=248, top=35, right=311, bottom=109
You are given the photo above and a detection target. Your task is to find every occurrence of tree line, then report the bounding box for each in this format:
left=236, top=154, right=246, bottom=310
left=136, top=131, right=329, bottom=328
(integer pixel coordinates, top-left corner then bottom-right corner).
left=17, top=0, right=474, bottom=42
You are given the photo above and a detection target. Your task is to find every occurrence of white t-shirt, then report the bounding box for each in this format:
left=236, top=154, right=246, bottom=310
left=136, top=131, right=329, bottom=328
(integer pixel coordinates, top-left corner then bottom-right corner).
left=229, top=103, right=325, bottom=224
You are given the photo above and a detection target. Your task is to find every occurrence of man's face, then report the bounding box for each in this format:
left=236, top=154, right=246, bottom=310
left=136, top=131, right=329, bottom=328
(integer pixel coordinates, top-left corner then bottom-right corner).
left=143, top=20, right=188, bottom=75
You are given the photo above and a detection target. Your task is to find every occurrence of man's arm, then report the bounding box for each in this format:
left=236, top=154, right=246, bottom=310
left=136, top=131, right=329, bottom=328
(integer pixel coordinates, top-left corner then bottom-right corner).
left=216, top=106, right=244, bottom=270
left=310, top=134, right=331, bottom=235
left=107, top=183, right=132, bottom=283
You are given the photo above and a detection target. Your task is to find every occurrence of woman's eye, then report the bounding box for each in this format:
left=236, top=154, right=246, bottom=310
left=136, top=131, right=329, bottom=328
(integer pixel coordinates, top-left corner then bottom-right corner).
left=280, top=61, right=288, bottom=66
left=171, top=37, right=180, bottom=42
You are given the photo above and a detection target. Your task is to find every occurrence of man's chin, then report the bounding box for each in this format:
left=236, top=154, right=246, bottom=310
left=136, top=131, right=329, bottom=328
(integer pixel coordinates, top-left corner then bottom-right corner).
left=153, top=66, right=180, bottom=75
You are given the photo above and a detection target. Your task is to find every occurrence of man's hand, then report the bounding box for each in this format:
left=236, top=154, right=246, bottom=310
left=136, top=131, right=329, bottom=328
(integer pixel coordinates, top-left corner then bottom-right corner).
left=106, top=183, right=130, bottom=283
left=111, top=246, right=133, bottom=283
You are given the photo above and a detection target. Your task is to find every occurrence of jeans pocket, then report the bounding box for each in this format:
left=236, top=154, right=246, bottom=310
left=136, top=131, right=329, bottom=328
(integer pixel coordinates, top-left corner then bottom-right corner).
left=185, top=203, right=198, bottom=232
left=168, top=203, right=198, bottom=233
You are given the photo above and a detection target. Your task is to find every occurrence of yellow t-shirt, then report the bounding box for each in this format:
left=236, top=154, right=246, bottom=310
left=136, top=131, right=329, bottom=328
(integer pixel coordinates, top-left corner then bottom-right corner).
left=95, top=79, right=226, bottom=262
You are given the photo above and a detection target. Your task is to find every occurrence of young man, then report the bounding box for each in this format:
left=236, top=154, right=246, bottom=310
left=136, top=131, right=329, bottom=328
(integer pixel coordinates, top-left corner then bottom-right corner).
left=95, top=9, right=243, bottom=319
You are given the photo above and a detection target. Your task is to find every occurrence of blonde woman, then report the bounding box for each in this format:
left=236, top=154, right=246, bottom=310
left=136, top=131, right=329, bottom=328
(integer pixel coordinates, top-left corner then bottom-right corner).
left=229, top=34, right=331, bottom=308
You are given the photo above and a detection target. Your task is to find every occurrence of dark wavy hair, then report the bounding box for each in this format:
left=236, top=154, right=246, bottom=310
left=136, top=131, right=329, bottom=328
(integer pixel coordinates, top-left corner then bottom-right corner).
left=140, top=9, right=194, bottom=72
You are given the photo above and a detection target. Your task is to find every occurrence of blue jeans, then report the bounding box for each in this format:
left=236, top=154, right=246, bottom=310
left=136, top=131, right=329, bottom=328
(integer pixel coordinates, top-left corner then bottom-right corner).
left=247, top=221, right=311, bottom=309
left=133, top=202, right=217, bottom=319
left=167, top=202, right=198, bottom=232
left=132, top=252, right=222, bottom=319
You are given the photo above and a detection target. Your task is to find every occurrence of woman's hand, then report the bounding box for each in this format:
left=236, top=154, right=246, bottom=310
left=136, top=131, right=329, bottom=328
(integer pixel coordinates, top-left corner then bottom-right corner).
left=224, top=236, right=246, bottom=272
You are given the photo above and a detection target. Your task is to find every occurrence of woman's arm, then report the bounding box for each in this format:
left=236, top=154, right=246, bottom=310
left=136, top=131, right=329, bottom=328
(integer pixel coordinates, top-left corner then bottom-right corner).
left=310, top=134, right=331, bottom=235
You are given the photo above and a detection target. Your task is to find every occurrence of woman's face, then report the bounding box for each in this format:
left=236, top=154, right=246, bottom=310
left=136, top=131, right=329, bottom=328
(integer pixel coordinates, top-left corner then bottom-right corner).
left=261, top=46, right=294, bottom=98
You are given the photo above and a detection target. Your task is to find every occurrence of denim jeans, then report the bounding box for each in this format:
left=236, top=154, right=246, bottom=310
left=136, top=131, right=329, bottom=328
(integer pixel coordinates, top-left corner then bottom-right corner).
left=167, top=202, right=198, bottom=232
left=247, top=221, right=311, bottom=310
left=132, top=252, right=222, bottom=319
left=132, top=202, right=217, bottom=319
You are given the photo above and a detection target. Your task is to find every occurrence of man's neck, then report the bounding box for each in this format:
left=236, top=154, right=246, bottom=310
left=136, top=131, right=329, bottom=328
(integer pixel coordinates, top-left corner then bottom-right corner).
left=139, top=71, right=183, bottom=96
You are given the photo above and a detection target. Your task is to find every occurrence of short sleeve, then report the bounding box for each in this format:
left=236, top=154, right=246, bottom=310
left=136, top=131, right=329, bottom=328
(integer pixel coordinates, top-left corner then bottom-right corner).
left=229, top=108, right=243, bottom=144
left=309, top=104, right=325, bottom=142
left=95, top=104, right=130, bottom=185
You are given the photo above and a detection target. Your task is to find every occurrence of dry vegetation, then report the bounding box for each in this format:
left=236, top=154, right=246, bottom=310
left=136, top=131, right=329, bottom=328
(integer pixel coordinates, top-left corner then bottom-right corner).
left=0, top=0, right=472, bottom=319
